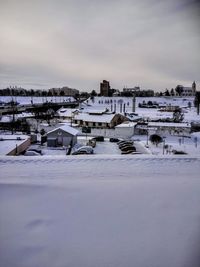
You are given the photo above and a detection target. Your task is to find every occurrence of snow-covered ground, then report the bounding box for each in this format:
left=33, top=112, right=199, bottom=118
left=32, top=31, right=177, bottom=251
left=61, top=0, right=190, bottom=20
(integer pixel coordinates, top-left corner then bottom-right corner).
left=26, top=137, right=122, bottom=156
left=134, top=134, right=200, bottom=156
left=1, top=96, right=200, bottom=266
left=0, top=156, right=200, bottom=267
left=0, top=96, right=75, bottom=105
left=83, top=96, right=200, bottom=123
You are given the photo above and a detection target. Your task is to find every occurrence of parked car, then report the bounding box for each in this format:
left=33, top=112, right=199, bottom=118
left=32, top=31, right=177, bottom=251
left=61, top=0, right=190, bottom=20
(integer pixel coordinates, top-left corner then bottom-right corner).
left=172, top=150, right=187, bottom=155
left=24, top=151, right=41, bottom=156
left=72, top=146, right=94, bottom=155
left=27, top=148, right=42, bottom=155
left=117, top=140, right=133, bottom=146
left=109, top=138, right=120, bottom=143
left=72, top=150, right=91, bottom=155
left=92, top=136, right=104, bottom=142
left=117, top=140, right=128, bottom=145
left=118, top=142, right=134, bottom=149
left=121, top=149, right=136, bottom=154
left=121, top=146, right=136, bottom=152
left=120, top=144, right=135, bottom=150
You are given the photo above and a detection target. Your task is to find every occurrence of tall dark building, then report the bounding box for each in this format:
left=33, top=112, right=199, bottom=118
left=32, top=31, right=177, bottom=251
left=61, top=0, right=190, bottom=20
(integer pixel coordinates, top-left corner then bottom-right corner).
left=192, top=81, right=196, bottom=94
left=100, top=80, right=110, bottom=96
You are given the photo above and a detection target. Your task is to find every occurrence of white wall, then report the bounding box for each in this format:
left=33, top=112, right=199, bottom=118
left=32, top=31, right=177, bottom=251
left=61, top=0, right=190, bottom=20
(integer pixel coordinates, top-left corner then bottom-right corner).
left=78, top=126, right=134, bottom=139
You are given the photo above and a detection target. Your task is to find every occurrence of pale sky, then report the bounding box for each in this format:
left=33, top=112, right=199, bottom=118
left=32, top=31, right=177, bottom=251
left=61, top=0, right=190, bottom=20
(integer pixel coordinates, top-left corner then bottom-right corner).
left=0, top=0, right=199, bottom=92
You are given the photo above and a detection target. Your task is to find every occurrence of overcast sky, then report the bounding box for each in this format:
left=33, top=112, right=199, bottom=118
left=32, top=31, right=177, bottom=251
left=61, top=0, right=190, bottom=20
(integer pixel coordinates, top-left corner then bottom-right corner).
left=0, top=0, right=199, bottom=92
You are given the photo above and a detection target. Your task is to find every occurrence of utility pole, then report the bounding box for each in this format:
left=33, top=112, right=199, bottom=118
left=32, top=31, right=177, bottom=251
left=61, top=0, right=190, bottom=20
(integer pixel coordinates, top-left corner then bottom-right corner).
left=132, top=93, right=136, bottom=113
left=163, top=137, right=166, bottom=155
left=11, top=95, right=15, bottom=135
left=195, top=91, right=200, bottom=115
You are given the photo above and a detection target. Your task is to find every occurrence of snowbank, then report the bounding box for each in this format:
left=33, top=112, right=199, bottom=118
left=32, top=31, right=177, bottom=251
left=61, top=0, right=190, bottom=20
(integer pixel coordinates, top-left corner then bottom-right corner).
left=0, top=156, right=200, bottom=267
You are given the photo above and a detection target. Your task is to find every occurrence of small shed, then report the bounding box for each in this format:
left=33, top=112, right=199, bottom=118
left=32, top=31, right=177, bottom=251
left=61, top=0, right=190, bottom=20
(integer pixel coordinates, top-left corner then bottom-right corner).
left=115, top=122, right=137, bottom=138
left=47, top=125, right=79, bottom=147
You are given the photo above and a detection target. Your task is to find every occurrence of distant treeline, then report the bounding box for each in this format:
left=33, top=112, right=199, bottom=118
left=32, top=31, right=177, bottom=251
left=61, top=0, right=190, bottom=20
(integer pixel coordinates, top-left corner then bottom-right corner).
left=0, top=88, right=155, bottom=98
left=0, top=88, right=57, bottom=97
left=0, top=86, right=193, bottom=98
left=0, top=88, right=79, bottom=97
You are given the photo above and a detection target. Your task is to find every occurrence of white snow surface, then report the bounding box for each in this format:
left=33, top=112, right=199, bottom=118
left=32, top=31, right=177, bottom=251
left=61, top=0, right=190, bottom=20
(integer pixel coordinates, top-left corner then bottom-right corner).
left=0, top=135, right=29, bottom=155
left=0, top=155, right=200, bottom=267
left=84, top=96, right=200, bottom=123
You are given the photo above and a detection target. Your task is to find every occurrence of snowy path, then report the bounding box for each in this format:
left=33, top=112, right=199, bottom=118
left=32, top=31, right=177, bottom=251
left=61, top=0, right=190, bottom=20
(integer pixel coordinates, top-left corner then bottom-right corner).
left=0, top=155, right=200, bottom=267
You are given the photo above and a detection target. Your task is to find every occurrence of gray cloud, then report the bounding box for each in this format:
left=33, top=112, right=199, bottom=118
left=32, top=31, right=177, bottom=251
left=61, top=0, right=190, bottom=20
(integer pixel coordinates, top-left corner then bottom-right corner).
left=0, top=0, right=199, bottom=91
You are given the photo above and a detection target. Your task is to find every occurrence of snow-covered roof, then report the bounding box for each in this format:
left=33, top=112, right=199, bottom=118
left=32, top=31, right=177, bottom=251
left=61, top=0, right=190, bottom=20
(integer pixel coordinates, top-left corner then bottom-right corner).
left=0, top=134, right=29, bottom=155
left=74, top=113, right=116, bottom=123
left=115, top=122, right=137, bottom=128
left=87, top=108, right=107, bottom=115
left=57, top=108, right=78, bottom=117
left=0, top=115, right=13, bottom=123
left=47, top=125, right=79, bottom=136
left=16, top=113, right=34, bottom=118
left=148, top=122, right=191, bottom=128
left=125, top=114, right=142, bottom=121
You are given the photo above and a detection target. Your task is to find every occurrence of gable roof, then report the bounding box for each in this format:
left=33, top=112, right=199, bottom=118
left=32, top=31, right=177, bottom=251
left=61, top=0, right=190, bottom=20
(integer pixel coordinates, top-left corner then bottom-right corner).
left=47, top=125, right=79, bottom=136
left=74, top=113, right=116, bottom=123
left=57, top=108, right=78, bottom=117
left=115, top=122, right=137, bottom=128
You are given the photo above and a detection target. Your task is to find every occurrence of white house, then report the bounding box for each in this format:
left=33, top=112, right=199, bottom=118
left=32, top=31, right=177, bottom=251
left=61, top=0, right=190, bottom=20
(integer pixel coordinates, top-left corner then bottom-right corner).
left=57, top=108, right=78, bottom=120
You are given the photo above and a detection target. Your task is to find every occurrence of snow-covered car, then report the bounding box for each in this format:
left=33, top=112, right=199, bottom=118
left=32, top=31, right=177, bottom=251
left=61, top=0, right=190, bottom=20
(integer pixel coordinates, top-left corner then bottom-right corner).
left=92, top=136, right=104, bottom=142
left=24, top=151, right=41, bottom=156
left=72, top=150, right=90, bottom=155
left=118, top=142, right=134, bottom=150
left=121, top=149, right=136, bottom=154
left=109, top=138, right=120, bottom=143
left=72, top=146, right=94, bottom=155
left=120, top=145, right=136, bottom=152
left=117, top=140, right=133, bottom=147
left=27, top=148, right=42, bottom=155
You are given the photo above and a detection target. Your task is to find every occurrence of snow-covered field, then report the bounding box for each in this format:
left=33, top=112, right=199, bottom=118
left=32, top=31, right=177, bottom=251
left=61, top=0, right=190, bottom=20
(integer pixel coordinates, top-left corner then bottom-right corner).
left=0, top=156, right=200, bottom=267
left=83, top=96, right=199, bottom=123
